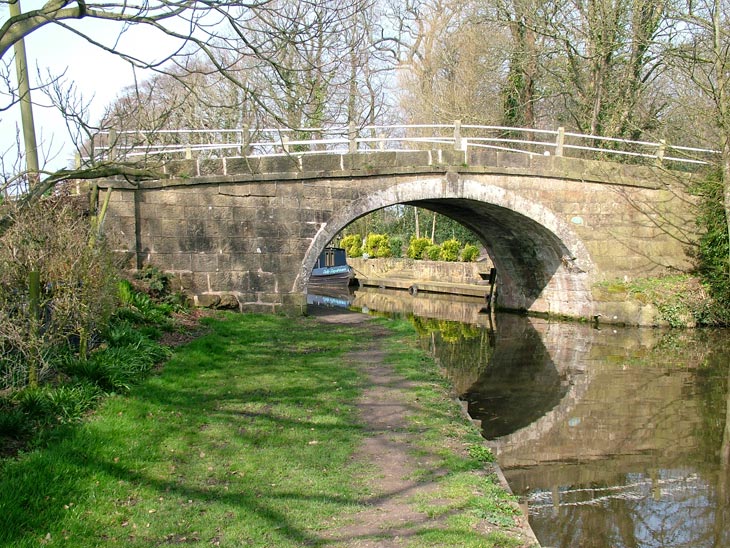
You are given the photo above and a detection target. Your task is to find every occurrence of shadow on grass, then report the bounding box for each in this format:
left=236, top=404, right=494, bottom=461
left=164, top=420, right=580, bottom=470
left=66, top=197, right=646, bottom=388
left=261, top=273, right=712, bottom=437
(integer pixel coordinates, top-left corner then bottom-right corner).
left=0, top=314, right=370, bottom=547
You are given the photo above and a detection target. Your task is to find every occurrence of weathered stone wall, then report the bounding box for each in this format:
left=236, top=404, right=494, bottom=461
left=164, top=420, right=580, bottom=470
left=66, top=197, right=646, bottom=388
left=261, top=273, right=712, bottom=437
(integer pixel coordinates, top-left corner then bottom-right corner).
left=100, top=149, right=697, bottom=322
left=348, top=257, right=493, bottom=284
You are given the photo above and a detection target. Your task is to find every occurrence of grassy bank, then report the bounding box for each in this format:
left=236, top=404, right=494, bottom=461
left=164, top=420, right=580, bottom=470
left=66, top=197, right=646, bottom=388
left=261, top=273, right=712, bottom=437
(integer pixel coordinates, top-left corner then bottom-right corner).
left=594, top=274, right=727, bottom=327
left=0, top=312, right=526, bottom=547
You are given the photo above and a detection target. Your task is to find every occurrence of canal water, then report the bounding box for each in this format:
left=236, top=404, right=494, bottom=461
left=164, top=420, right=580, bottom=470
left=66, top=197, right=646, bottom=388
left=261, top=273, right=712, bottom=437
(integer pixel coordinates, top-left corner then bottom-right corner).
left=308, top=286, right=730, bottom=548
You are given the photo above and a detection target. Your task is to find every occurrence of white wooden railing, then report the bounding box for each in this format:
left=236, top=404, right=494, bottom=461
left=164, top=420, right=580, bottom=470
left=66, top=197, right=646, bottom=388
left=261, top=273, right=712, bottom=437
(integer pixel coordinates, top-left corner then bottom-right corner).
left=83, top=122, right=719, bottom=168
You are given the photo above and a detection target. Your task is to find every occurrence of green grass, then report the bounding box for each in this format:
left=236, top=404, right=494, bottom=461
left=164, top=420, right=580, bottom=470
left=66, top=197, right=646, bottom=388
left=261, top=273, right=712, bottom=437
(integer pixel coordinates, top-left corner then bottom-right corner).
left=0, top=312, right=528, bottom=547
left=593, top=274, right=717, bottom=327
left=0, top=313, right=368, bottom=547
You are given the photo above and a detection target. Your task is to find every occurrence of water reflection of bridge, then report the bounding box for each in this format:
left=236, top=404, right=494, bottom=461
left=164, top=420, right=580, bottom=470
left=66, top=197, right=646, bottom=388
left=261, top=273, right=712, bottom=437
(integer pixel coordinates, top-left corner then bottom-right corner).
left=307, top=285, right=495, bottom=326
left=476, top=318, right=713, bottom=467
left=310, top=287, right=725, bottom=481
left=313, top=289, right=717, bottom=464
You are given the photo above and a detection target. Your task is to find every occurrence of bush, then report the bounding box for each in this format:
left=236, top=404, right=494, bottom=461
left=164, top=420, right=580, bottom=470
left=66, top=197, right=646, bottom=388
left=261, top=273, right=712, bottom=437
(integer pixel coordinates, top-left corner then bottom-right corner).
left=12, top=381, right=102, bottom=426
left=340, top=234, right=362, bottom=258
left=0, top=199, right=119, bottom=389
left=425, top=244, right=442, bottom=260
left=61, top=330, right=171, bottom=393
left=135, top=265, right=173, bottom=299
left=439, top=239, right=461, bottom=261
left=461, top=244, right=480, bottom=262
left=0, top=399, right=30, bottom=437
left=365, top=233, right=392, bottom=258
left=117, top=279, right=174, bottom=326
left=407, top=237, right=432, bottom=259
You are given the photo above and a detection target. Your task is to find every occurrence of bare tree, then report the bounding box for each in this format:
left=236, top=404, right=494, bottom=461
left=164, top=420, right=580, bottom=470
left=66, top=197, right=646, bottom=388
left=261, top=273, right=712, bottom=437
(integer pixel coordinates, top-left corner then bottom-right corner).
left=1, top=0, right=383, bottom=209
left=96, top=0, right=399, bottom=156
left=394, top=0, right=510, bottom=125
left=496, top=0, right=544, bottom=129
left=530, top=0, right=672, bottom=141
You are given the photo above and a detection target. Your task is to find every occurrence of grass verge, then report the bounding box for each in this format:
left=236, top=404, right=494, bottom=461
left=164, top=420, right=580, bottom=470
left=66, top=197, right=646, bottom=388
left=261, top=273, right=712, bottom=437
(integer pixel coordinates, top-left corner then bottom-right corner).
left=376, top=318, right=528, bottom=547
left=593, top=274, right=723, bottom=327
left=0, top=312, right=530, bottom=547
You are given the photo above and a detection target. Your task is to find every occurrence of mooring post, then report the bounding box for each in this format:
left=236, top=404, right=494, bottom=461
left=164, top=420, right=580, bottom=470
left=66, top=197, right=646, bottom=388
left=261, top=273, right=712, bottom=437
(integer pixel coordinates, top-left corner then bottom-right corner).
left=28, top=270, right=40, bottom=387
left=486, top=268, right=497, bottom=312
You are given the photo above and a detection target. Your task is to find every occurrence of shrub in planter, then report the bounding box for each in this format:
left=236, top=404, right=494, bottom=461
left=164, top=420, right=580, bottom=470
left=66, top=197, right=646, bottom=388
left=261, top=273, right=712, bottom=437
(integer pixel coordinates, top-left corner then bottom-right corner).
left=340, top=234, right=362, bottom=258
left=425, top=244, right=442, bottom=261
left=440, top=239, right=461, bottom=261
left=365, top=233, right=392, bottom=258
left=407, top=237, right=432, bottom=259
left=462, top=244, right=480, bottom=262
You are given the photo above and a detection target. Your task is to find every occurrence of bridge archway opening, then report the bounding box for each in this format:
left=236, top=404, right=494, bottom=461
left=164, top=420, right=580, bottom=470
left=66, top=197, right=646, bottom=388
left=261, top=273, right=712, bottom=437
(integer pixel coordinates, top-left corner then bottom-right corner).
left=299, top=177, right=595, bottom=318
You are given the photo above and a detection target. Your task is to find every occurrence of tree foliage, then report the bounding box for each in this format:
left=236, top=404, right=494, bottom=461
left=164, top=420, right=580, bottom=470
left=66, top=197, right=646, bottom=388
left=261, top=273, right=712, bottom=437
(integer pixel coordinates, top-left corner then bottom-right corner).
left=694, top=170, right=730, bottom=320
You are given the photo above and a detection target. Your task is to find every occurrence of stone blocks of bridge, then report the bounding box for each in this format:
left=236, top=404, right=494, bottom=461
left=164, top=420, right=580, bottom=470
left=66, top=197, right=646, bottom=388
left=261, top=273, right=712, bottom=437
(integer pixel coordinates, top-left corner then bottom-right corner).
left=100, top=149, right=697, bottom=323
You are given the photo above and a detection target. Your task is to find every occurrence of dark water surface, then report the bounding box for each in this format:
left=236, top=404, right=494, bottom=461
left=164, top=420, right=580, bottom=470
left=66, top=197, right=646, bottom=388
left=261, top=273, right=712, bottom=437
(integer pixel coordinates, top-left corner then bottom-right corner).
left=308, top=286, right=730, bottom=548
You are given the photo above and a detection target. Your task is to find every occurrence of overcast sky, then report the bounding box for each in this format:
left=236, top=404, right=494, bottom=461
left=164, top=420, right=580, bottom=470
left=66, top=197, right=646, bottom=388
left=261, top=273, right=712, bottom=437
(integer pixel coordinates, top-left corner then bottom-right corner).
left=2, top=0, right=182, bottom=173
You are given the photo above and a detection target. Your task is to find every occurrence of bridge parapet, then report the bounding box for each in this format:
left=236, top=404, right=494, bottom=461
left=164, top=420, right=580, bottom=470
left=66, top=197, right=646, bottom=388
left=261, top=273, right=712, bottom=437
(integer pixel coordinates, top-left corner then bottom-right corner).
left=90, top=123, right=715, bottom=171
left=105, top=147, right=674, bottom=191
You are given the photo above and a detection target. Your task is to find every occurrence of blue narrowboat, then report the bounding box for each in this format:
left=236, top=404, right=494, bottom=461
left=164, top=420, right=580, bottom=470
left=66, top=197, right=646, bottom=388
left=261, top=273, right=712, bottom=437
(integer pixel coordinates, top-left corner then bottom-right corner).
left=310, top=247, right=356, bottom=285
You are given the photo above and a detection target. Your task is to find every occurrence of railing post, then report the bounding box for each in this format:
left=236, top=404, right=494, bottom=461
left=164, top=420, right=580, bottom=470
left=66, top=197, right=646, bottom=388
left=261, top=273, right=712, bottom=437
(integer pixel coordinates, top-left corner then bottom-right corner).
left=348, top=121, right=357, bottom=154
left=555, top=127, right=565, bottom=157
left=282, top=136, right=290, bottom=154
left=453, top=120, right=462, bottom=151
left=241, top=124, right=249, bottom=156
left=185, top=146, right=192, bottom=160
left=108, top=128, right=117, bottom=161
left=378, top=133, right=385, bottom=151
left=655, top=139, right=666, bottom=165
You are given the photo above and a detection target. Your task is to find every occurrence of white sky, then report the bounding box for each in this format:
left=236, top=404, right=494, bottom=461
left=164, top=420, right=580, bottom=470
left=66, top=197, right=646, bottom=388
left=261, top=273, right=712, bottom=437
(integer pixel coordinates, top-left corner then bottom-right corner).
left=1, top=0, right=185, bottom=172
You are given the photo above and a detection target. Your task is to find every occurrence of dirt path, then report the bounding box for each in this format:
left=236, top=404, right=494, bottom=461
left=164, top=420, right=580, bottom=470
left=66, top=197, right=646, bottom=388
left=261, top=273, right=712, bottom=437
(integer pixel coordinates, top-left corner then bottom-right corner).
left=311, top=308, right=537, bottom=547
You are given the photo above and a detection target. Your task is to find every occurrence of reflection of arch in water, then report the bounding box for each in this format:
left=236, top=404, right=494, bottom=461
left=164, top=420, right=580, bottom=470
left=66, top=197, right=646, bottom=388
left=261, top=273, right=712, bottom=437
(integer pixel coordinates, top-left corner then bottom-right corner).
left=466, top=316, right=595, bottom=449
left=352, top=287, right=493, bottom=327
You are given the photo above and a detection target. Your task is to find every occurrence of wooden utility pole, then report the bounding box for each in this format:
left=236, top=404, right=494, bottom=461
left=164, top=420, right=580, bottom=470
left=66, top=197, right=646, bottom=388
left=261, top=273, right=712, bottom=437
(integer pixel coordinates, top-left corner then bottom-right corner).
left=9, top=0, right=40, bottom=186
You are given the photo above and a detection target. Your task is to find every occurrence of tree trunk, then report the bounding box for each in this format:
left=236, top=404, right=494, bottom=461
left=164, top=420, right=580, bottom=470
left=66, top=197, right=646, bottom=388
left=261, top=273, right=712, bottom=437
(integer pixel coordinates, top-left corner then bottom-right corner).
left=724, top=148, right=730, bottom=283
left=9, top=0, right=39, bottom=186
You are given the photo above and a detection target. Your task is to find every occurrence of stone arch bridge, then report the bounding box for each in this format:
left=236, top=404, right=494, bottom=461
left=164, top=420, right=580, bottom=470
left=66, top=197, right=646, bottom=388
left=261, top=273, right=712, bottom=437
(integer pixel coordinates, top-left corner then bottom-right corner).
left=99, top=147, right=696, bottom=322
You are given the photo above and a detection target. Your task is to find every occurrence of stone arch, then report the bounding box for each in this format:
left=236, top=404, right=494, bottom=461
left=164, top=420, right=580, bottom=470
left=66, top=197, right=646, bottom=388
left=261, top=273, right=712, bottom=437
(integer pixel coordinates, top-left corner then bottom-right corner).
left=297, top=174, right=596, bottom=318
